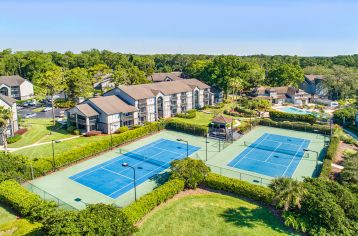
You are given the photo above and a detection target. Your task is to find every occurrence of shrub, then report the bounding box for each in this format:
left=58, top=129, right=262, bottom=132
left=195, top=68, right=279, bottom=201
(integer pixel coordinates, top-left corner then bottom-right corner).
left=333, top=107, right=357, bottom=126
left=123, top=178, right=185, bottom=223
left=14, top=128, right=27, bottom=135
left=31, top=121, right=166, bottom=176
left=7, top=134, right=21, bottom=144
left=175, top=109, right=196, bottom=119
left=66, top=126, right=76, bottom=133
left=84, top=130, right=102, bottom=137
left=72, top=129, right=80, bottom=135
left=269, top=110, right=316, bottom=124
left=258, top=118, right=330, bottom=134
left=166, top=119, right=208, bottom=136
left=202, top=103, right=224, bottom=110
left=234, top=106, right=256, bottom=116
left=287, top=178, right=358, bottom=235
left=115, top=126, right=129, bottom=134
left=339, top=152, right=358, bottom=193
left=43, top=204, right=135, bottom=236
left=203, top=173, right=274, bottom=204
left=0, top=153, right=30, bottom=182
left=54, top=98, right=75, bottom=108
left=0, top=180, right=55, bottom=220
left=170, top=158, right=210, bottom=189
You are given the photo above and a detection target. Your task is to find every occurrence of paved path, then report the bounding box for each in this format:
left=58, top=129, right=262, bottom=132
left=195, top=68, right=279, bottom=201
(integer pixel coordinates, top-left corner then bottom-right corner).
left=0, top=136, right=80, bottom=152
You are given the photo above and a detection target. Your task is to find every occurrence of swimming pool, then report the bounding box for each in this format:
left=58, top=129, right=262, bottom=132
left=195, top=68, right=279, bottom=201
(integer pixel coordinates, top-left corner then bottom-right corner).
left=277, top=107, right=313, bottom=115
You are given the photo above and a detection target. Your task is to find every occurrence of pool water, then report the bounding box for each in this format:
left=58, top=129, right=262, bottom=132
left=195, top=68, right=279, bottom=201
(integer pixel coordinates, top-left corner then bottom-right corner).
left=278, top=107, right=313, bottom=115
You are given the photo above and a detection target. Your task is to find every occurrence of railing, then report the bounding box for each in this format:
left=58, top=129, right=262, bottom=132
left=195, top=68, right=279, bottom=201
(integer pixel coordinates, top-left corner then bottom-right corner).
left=206, top=164, right=272, bottom=186
left=24, top=182, right=77, bottom=210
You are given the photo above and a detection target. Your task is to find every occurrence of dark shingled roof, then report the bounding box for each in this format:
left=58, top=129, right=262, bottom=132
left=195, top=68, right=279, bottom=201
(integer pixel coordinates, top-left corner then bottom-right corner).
left=0, top=75, right=27, bottom=86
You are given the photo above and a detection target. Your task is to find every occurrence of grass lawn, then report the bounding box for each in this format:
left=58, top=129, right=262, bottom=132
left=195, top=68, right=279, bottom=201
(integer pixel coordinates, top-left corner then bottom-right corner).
left=136, top=193, right=296, bottom=236
left=9, top=118, right=74, bottom=148
left=14, top=135, right=111, bottom=159
left=0, top=203, right=16, bottom=225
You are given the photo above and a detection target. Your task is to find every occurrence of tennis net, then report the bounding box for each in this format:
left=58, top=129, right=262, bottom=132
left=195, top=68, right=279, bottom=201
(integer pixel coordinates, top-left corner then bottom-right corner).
left=243, top=141, right=303, bottom=156
left=119, top=148, right=170, bottom=168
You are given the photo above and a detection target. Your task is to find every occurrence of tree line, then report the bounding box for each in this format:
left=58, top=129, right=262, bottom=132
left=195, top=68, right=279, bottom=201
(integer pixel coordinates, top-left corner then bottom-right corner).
left=0, top=49, right=357, bottom=101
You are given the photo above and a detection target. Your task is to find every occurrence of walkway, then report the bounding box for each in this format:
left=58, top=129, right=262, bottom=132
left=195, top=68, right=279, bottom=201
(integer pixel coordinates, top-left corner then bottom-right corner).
left=0, top=136, right=80, bottom=152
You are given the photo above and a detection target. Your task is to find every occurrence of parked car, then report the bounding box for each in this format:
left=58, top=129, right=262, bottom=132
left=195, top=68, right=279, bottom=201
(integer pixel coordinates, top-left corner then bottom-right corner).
left=42, top=107, right=52, bottom=112
left=23, top=113, right=37, bottom=118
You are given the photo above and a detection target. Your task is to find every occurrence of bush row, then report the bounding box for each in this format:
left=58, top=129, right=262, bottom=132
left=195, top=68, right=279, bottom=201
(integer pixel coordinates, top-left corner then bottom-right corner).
left=0, top=180, right=55, bottom=220
left=269, top=110, right=316, bottom=124
left=203, top=173, right=274, bottom=204
left=166, top=119, right=208, bottom=136
left=32, top=121, right=166, bottom=177
left=175, top=109, right=196, bottom=119
left=7, top=134, right=21, bottom=144
left=318, top=134, right=340, bottom=179
left=201, top=102, right=225, bottom=110
left=258, top=118, right=330, bottom=134
left=234, top=106, right=256, bottom=116
left=123, top=178, right=185, bottom=223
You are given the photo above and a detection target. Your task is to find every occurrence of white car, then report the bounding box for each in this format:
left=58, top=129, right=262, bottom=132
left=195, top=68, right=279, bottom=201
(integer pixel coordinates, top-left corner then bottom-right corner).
left=42, top=107, right=52, bottom=112
left=24, top=113, right=37, bottom=118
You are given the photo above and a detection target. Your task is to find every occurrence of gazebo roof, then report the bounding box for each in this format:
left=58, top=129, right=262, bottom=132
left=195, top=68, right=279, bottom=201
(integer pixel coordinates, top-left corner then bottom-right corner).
left=211, top=115, right=233, bottom=124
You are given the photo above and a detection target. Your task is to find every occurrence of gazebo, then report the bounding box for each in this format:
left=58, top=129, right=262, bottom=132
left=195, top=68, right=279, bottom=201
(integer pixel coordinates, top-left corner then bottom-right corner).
left=209, top=115, right=236, bottom=140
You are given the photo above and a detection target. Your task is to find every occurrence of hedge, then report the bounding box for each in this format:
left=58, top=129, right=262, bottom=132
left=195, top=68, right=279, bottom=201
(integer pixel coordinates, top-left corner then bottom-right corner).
left=258, top=118, right=330, bottom=134
left=123, top=178, right=185, bottom=223
left=319, top=135, right=340, bottom=179
left=166, top=119, right=208, bottom=136
left=175, top=109, right=196, bottom=119
left=7, top=134, right=21, bottom=144
left=203, top=173, right=274, bottom=204
left=32, top=121, right=166, bottom=177
left=0, top=180, right=55, bottom=220
left=269, top=110, right=316, bottom=124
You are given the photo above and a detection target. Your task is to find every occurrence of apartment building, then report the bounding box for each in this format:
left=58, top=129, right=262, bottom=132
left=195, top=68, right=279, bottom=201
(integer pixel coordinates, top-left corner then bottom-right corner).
left=104, top=79, right=215, bottom=124
left=67, top=95, right=138, bottom=133
left=0, top=95, right=19, bottom=137
left=0, top=75, right=34, bottom=100
left=253, top=86, right=310, bottom=105
left=67, top=79, right=215, bottom=133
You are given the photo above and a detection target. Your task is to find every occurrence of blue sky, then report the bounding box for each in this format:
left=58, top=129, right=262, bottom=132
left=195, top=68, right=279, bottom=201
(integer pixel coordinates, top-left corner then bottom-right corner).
left=0, top=0, right=357, bottom=56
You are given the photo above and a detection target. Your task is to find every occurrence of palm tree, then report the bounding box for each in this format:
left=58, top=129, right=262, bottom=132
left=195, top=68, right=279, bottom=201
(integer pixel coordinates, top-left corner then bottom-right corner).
left=229, top=77, right=244, bottom=100
left=269, top=177, right=307, bottom=211
left=0, top=107, right=12, bottom=154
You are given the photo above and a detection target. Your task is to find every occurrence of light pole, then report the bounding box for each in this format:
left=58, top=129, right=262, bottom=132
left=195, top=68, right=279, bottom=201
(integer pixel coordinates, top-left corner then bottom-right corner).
left=205, top=135, right=210, bottom=161
left=122, top=163, right=137, bottom=201
left=177, top=138, right=189, bottom=157
left=303, top=148, right=319, bottom=175
left=51, top=140, right=61, bottom=171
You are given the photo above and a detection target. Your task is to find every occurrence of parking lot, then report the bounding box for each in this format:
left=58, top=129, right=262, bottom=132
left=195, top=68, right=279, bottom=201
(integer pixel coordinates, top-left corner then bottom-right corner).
left=18, top=106, right=66, bottom=119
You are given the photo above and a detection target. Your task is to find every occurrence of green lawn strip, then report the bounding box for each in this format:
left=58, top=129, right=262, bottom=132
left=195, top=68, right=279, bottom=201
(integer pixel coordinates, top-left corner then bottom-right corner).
left=0, top=219, right=43, bottom=236
left=136, top=193, right=295, bottom=236
left=9, top=119, right=74, bottom=148
left=0, top=203, right=17, bottom=225
left=14, top=135, right=110, bottom=159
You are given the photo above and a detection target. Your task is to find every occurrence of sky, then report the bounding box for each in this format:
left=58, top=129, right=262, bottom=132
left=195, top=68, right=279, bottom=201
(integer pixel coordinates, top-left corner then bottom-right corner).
left=0, top=0, right=357, bottom=56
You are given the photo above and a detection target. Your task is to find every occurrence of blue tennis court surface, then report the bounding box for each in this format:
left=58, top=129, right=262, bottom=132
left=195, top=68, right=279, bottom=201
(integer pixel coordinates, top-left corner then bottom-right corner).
left=228, top=133, right=310, bottom=177
left=69, top=138, right=200, bottom=199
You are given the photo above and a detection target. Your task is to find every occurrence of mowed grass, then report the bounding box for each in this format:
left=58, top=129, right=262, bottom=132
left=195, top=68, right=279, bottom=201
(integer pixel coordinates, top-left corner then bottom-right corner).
left=14, top=135, right=110, bottom=159
left=0, top=203, right=16, bottom=225
left=9, top=118, right=74, bottom=148
left=136, top=193, right=296, bottom=236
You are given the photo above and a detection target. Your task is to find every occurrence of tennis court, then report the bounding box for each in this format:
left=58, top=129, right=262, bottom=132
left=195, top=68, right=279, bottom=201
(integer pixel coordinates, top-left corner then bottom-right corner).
left=228, top=133, right=310, bottom=178
left=69, top=138, right=200, bottom=199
